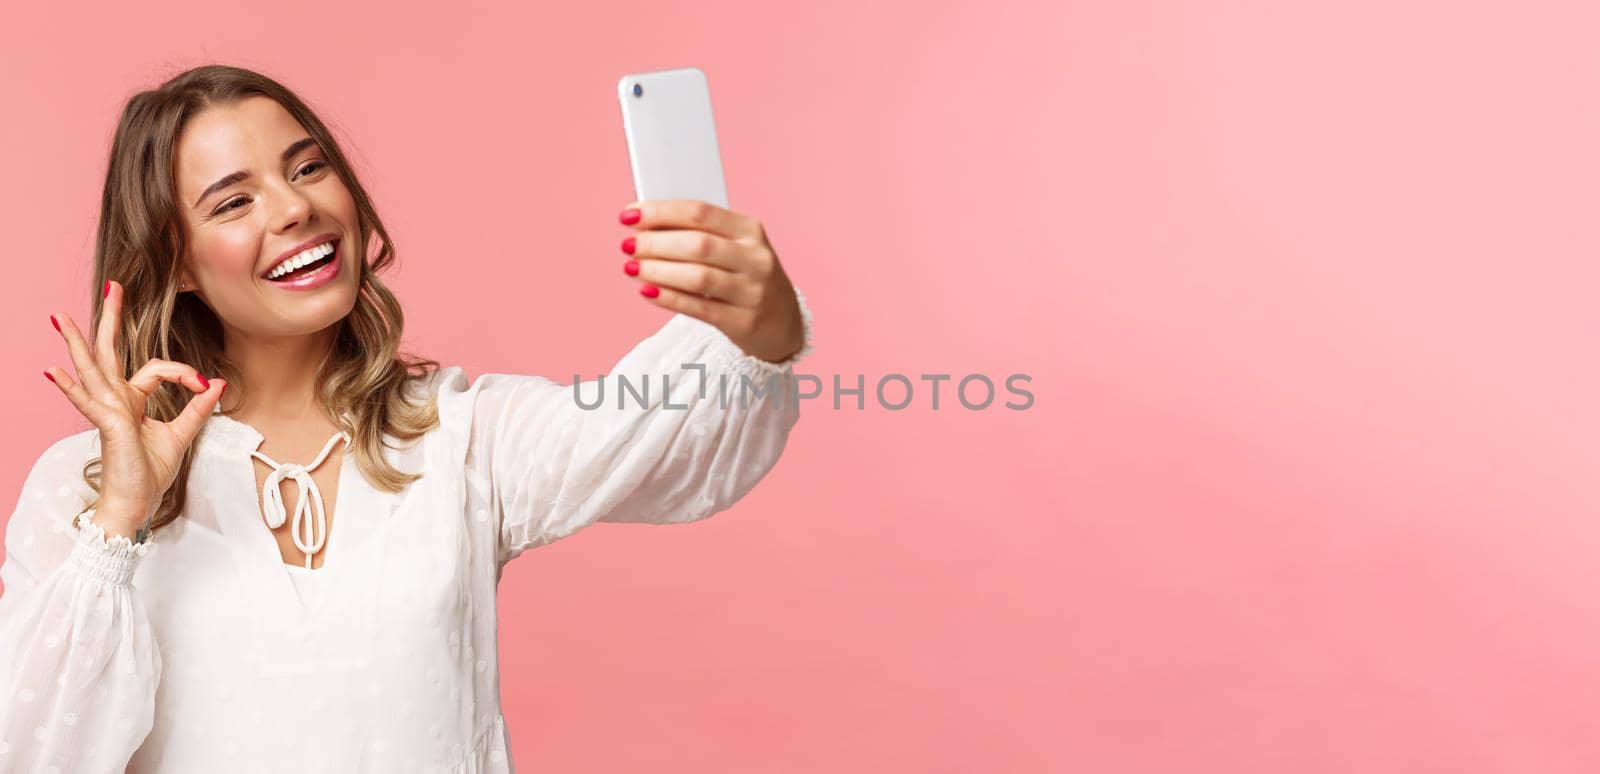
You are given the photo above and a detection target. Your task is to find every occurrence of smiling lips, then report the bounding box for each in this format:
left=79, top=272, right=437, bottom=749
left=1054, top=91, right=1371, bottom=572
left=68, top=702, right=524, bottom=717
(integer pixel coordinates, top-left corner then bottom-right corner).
left=262, top=242, right=341, bottom=289
left=265, top=241, right=336, bottom=280
left=262, top=233, right=340, bottom=278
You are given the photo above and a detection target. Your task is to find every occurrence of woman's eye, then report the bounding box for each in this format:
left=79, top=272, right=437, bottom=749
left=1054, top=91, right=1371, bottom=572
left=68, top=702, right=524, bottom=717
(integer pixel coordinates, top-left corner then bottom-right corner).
left=211, top=163, right=324, bottom=215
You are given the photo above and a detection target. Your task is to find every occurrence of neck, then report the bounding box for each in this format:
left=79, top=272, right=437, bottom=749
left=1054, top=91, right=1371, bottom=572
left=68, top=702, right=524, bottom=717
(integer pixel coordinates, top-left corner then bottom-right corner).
left=218, top=322, right=339, bottom=423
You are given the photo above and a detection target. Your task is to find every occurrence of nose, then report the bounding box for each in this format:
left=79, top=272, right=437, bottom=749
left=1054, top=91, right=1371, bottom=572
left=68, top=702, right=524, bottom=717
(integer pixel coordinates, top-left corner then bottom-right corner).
left=270, top=182, right=315, bottom=232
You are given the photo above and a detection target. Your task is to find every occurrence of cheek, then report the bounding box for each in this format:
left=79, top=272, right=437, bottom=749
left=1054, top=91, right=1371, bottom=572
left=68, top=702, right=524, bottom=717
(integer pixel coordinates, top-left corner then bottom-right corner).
left=322, top=180, right=359, bottom=220
left=192, top=230, right=263, bottom=277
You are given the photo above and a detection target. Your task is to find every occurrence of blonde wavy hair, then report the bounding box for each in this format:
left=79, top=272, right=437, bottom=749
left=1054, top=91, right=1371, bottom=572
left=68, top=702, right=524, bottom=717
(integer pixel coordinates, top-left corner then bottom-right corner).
left=80, top=64, right=442, bottom=537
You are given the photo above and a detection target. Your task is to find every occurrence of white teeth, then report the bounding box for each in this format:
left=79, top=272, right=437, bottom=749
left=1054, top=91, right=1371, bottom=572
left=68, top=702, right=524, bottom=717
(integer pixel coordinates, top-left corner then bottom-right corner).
left=266, top=242, right=335, bottom=279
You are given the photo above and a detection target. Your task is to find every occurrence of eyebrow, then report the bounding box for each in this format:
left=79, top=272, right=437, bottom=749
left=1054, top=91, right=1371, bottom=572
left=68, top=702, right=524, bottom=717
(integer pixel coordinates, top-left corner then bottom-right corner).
left=192, top=137, right=322, bottom=210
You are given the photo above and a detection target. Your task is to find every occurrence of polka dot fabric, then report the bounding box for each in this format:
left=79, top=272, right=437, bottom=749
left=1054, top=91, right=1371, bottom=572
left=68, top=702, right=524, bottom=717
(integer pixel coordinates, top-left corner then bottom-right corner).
left=0, top=289, right=810, bottom=772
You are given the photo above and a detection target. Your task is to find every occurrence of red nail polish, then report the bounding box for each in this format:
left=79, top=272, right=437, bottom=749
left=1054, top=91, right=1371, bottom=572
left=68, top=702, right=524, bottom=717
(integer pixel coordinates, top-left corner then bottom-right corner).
left=103, top=280, right=110, bottom=298
left=42, top=370, right=54, bottom=383
left=640, top=283, right=659, bottom=298
left=619, top=208, right=641, bottom=225
left=49, top=315, right=59, bottom=332
left=197, top=374, right=210, bottom=390
left=621, top=236, right=636, bottom=255
left=623, top=259, right=639, bottom=276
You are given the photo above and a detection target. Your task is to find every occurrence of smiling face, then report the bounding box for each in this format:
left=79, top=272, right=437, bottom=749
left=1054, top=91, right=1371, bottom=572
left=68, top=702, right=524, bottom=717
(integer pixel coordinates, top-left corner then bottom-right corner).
left=174, top=95, right=360, bottom=340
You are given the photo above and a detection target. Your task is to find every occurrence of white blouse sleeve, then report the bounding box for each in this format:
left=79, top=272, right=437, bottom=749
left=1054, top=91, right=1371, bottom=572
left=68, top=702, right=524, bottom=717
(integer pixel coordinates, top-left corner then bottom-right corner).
left=0, top=430, right=163, bottom=773
left=461, top=287, right=814, bottom=567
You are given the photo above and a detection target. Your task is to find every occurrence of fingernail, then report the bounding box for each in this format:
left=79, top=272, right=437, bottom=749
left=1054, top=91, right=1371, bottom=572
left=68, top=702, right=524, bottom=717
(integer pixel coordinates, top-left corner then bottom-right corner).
left=218, top=380, right=227, bottom=396
left=103, top=280, right=110, bottom=298
left=640, top=283, right=659, bottom=298
left=623, top=259, right=639, bottom=276
left=619, top=208, right=641, bottom=225
left=197, top=374, right=210, bottom=390
left=49, top=315, right=59, bottom=332
left=42, top=370, right=54, bottom=384
left=621, top=236, right=636, bottom=255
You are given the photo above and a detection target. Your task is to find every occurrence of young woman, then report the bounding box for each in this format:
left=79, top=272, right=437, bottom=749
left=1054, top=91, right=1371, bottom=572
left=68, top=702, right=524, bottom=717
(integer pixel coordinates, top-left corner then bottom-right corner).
left=0, top=65, right=811, bottom=772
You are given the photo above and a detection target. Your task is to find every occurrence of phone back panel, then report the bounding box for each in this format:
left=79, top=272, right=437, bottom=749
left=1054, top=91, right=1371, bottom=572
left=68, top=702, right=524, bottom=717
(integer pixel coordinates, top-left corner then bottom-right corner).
left=617, top=67, right=730, bottom=208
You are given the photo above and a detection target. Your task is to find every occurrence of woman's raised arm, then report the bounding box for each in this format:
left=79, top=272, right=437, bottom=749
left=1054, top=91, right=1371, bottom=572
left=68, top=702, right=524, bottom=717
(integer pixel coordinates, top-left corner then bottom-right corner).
left=455, top=199, right=815, bottom=568
left=455, top=284, right=813, bottom=568
left=0, top=279, right=226, bottom=770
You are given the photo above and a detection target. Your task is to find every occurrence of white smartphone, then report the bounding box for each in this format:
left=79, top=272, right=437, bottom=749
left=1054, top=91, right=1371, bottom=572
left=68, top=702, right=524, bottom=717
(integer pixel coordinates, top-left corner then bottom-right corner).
left=617, top=67, right=730, bottom=209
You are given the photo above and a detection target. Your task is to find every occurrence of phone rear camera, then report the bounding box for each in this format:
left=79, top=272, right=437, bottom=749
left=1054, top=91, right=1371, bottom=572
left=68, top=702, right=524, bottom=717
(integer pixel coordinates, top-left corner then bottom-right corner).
left=632, top=83, right=643, bottom=98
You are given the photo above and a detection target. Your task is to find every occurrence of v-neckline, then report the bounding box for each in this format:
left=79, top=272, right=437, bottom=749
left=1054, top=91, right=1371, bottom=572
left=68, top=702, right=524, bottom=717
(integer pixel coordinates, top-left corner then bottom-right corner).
left=203, top=405, right=371, bottom=622
left=185, top=382, right=442, bottom=675
left=247, top=427, right=350, bottom=573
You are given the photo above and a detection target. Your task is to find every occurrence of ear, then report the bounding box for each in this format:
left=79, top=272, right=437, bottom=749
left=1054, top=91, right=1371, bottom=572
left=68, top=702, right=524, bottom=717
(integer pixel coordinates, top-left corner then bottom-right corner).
left=176, top=265, right=198, bottom=292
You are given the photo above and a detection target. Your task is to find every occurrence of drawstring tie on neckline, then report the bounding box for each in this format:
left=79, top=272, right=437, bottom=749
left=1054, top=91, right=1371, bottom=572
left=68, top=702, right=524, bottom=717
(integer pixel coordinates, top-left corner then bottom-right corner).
left=251, top=431, right=351, bottom=569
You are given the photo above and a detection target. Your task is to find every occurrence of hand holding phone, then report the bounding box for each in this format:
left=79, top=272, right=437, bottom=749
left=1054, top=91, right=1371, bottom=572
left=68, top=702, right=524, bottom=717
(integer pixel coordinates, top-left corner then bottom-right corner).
left=615, top=67, right=809, bottom=365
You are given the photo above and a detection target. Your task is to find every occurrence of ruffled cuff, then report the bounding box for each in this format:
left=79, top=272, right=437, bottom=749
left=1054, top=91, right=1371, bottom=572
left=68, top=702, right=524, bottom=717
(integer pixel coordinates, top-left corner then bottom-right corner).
left=66, top=509, right=154, bottom=588
left=707, top=285, right=815, bottom=383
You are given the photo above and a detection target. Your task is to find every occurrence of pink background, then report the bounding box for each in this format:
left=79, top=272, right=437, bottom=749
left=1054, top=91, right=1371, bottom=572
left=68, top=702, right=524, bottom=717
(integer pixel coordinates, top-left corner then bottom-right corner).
left=1, top=1, right=1597, bottom=771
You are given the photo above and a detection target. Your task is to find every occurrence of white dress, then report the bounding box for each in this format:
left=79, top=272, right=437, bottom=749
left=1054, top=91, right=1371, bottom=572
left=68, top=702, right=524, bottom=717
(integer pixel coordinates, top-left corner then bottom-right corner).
left=0, top=289, right=813, bottom=773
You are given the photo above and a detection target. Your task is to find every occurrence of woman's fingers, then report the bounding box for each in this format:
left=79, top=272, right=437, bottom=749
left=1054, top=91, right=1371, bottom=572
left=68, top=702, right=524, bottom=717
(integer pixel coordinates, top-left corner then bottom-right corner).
left=45, top=355, right=223, bottom=455
left=628, top=258, right=752, bottom=305
left=95, top=280, right=125, bottom=379
left=166, top=377, right=226, bottom=446
left=51, top=312, right=114, bottom=398
left=42, top=366, right=116, bottom=427
left=621, top=199, right=764, bottom=242
left=627, top=229, right=745, bottom=272
left=128, top=359, right=209, bottom=397
left=636, top=283, right=743, bottom=330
